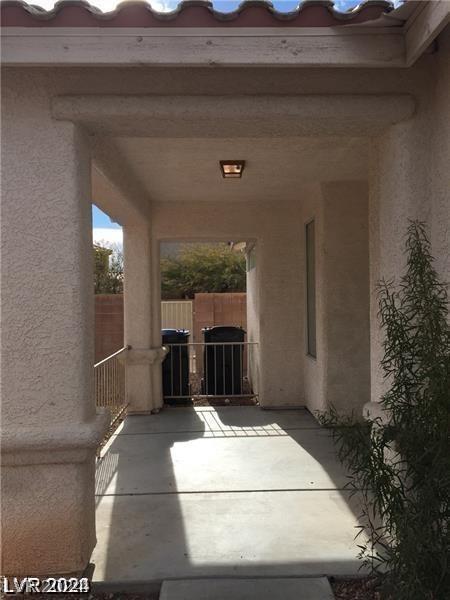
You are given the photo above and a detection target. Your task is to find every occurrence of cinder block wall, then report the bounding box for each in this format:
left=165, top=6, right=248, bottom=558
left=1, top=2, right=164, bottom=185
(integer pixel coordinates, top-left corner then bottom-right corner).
left=94, top=294, right=124, bottom=362
left=95, top=293, right=247, bottom=363
left=194, top=293, right=247, bottom=342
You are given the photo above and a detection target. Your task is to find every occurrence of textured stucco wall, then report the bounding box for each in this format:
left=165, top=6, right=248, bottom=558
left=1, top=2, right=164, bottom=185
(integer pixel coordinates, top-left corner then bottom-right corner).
left=246, top=244, right=260, bottom=395
left=300, top=186, right=327, bottom=414
left=151, top=191, right=369, bottom=411
left=322, top=182, right=370, bottom=416
left=368, top=27, right=450, bottom=404
left=1, top=71, right=108, bottom=575
left=2, top=76, right=94, bottom=425
left=301, top=183, right=370, bottom=417
left=123, top=224, right=155, bottom=413
left=1, top=60, right=433, bottom=117
left=430, top=29, right=450, bottom=286
left=151, top=200, right=306, bottom=407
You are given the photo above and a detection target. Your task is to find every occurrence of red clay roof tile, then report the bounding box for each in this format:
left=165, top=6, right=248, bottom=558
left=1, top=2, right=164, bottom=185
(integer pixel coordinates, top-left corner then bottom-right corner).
left=1, top=0, right=395, bottom=28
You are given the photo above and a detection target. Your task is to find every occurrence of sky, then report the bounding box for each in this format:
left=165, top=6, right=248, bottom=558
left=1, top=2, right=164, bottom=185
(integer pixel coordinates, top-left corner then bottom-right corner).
left=92, top=205, right=123, bottom=246
left=32, top=1, right=401, bottom=14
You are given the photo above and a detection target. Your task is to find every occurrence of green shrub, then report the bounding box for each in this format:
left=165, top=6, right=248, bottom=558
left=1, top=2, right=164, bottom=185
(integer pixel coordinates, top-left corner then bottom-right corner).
left=94, top=243, right=123, bottom=294
left=161, top=244, right=246, bottom=299
left=319, top=221, right=450, bottom=599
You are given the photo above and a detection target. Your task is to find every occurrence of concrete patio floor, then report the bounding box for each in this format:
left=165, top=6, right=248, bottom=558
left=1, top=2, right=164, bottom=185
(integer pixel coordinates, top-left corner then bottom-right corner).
left=92, top=406, right=366, bottom=583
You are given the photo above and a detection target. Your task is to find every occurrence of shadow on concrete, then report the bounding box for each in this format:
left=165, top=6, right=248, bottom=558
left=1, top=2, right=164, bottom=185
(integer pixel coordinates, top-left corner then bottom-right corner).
left=92, top=406, right=367, bottom=582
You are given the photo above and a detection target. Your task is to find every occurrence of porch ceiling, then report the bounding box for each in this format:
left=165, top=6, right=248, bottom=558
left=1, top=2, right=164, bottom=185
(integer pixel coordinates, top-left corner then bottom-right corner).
left=109, top=136, right=368, bottom=203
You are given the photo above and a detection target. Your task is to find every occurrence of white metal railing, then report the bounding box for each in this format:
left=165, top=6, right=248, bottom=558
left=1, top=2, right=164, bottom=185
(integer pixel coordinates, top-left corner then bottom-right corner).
left=162, top=342, right=258, bottom=400
left=94, top=346, right=128, bottom=426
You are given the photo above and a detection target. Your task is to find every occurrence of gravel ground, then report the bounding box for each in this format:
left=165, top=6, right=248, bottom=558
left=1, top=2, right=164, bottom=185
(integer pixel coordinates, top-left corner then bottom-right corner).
left=331, top=577, right=381, bottom=600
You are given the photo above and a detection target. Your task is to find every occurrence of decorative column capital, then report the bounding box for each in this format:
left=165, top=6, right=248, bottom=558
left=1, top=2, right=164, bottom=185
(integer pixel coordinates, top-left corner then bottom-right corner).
left=120, top=346, right=169, bottom=366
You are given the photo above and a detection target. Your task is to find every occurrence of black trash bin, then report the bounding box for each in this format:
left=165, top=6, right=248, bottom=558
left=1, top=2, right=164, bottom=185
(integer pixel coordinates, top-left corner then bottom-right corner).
left=202, top=326, right=246, bottom=396
left=162, top=329, right=190, bottom=400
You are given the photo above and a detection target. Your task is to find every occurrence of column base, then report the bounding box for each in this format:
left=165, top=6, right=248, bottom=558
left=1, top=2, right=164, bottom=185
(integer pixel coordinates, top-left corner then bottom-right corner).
left=1, top=414, right=109, bottom=576
left=1, top=459, right=96, bottom=576
left=362, top=401, right=391, bottom=424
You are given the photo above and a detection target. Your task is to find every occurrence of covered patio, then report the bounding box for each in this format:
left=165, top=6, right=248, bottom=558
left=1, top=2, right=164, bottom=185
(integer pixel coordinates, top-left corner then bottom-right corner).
left=93, top=406, right=365, bottom=582
left=2, top=0, right=449, bottom=583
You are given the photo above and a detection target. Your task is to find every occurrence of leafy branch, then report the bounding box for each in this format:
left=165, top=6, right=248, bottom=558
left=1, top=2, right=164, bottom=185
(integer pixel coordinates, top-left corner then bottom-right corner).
left=319, top=221, right=450, bottom=599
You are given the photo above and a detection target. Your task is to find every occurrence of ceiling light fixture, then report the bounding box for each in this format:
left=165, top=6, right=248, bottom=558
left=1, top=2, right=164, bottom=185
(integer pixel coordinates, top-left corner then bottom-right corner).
left=220, top=160, right=245, bottom=179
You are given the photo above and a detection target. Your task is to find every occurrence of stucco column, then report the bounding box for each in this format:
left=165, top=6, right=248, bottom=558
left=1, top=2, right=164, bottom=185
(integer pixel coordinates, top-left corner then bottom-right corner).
left=367, top=58, right=449, bottom=409
left=368, top=124, right=421, bottom=409
left=256, top=204, right=304, bottom=408
left=321, top=182, right=370, bottom=416
left=123, top=224, right=164, bottom=413
left=1, top=79, right=108, bottom=575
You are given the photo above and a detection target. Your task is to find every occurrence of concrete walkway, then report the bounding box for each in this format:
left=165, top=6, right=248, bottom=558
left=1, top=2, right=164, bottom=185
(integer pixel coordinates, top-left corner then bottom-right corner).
left=159, top=578, right=335, bottom=600
left=92, top=406, right=366, bottom=583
